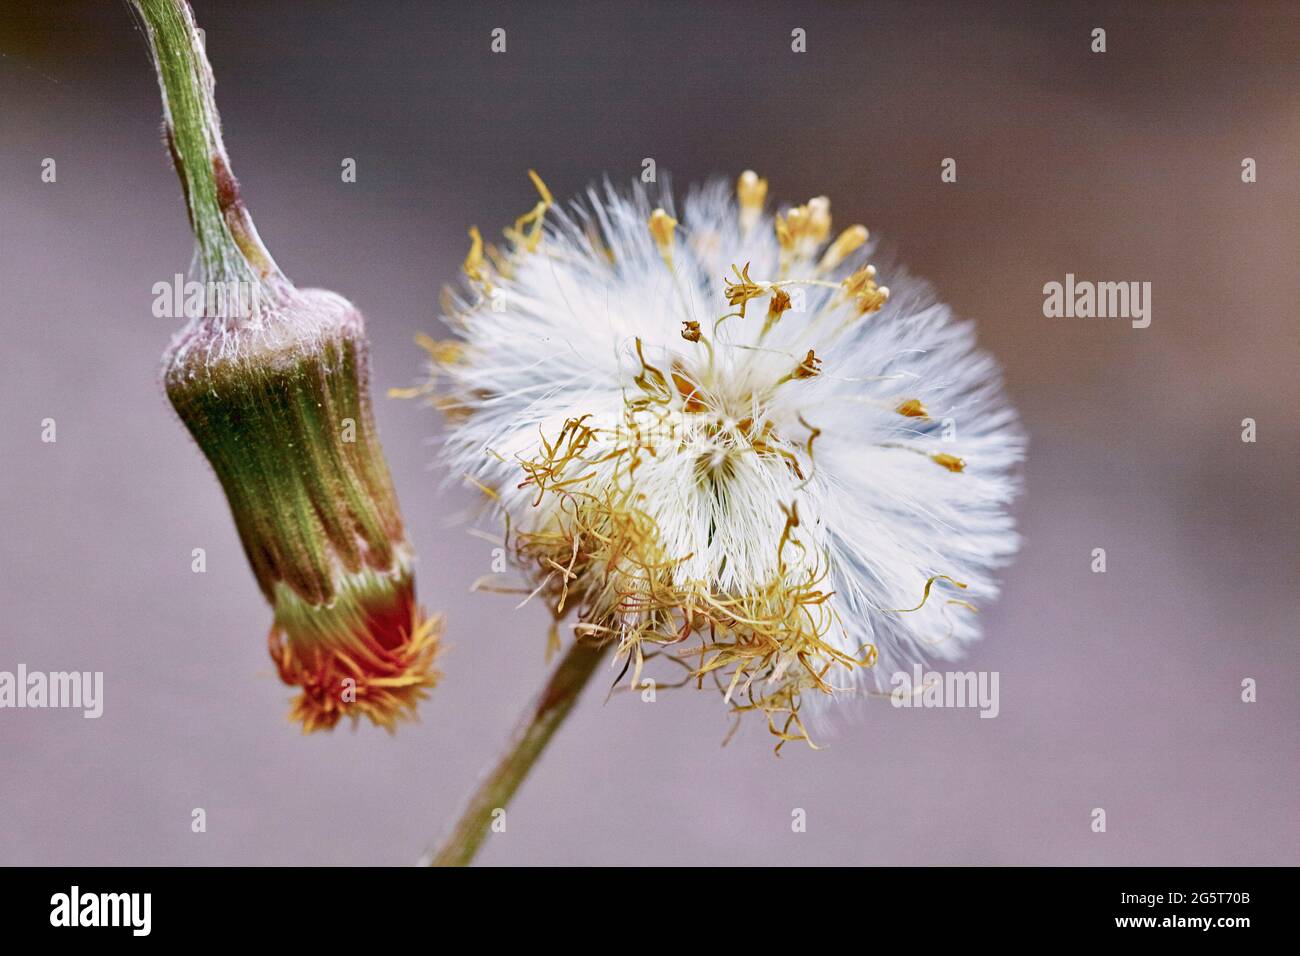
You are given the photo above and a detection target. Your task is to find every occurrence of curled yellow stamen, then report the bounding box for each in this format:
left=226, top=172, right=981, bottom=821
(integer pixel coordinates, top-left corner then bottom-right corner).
left=508, top=169, right=554, bottom=253
left=818, top=224, right=869, bottom=272
left=737, top=169, right=768, bottom=233
left=931, top=452, right=965, bottom=472
left=527, top=168, right=553, bottom=207
left=776, top=196, right=832, bottom=265
left=723, top=262, right=765, bottom=317
left=842, top=264, right=890, bottom=314
left=648, top=207, right=677, bottom=266
left=414, top=331, right=462, bottom=365
left=462, top=226, right=488, bottom=289
left=883, top=574, right=969, bottom=613
left=897, top=398, right=929, bottom=418
left=779, top=349, right=821, bottom=382
left=763, top=287, right=793, bottom=336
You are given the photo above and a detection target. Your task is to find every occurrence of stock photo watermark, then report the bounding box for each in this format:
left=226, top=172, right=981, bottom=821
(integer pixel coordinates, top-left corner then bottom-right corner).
left=49, top=886, right=150, bottom=936
left=1043, top=274, right=1151, bottom=328
left=889, top=665, right=999, bottom=718
left=151, top=273, right=259, bottom=320
left=0, top=665, right=103, bottom=718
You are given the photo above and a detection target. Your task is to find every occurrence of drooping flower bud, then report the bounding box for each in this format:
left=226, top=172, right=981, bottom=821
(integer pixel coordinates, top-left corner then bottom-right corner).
left=136, top=0, right=439, bottom=731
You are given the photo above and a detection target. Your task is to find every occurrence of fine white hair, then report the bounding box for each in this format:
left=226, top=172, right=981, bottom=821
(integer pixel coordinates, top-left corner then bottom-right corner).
left=434, top=174, right=1023, bottom=727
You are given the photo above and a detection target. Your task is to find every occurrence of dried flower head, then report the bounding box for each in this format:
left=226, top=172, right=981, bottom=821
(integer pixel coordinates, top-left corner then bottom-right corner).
left=425, top=170, right=1021, bottom=748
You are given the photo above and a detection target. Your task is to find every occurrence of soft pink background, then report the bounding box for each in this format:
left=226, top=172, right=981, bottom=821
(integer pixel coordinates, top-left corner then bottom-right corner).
left=1, top=1, right=1296, bottom=865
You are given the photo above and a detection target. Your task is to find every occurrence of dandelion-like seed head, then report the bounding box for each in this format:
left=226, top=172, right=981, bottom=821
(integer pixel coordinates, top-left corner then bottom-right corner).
left=426, top=170, right=1022, bottom=749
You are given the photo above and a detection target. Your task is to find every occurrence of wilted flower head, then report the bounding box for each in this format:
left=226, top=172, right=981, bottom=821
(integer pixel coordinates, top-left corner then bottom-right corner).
left=425, top=170, right=1021, bottom=747
left=136, top=0, right=439, bottom=732
left=165, top=287, right=440, bottom=733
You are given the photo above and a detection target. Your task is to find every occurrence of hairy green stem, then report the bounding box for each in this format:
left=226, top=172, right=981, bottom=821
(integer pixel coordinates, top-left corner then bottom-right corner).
left=425, top=639, right=605, bottom=866
left=133, top=0, right=285, bottom=296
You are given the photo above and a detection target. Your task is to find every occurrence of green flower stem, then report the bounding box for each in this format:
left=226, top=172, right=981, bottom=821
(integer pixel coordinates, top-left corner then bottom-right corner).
left=426, top=639, right=606, bottom=866
left=133, top=0, right=283, bottom=294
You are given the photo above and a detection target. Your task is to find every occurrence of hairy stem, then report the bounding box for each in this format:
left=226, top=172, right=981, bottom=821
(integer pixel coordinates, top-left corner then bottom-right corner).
left=133, top=0, right=286, bottom=295
left=425, top=639, right=605, bottom=866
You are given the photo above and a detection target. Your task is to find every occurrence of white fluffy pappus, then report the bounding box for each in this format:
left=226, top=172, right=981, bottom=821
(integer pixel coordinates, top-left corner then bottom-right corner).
left=427, top=171, right=1023, bottom=747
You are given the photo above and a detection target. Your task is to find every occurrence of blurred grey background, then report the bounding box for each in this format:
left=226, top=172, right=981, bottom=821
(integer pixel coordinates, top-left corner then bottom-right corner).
left=1, top=0, right=1297, bottom=865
